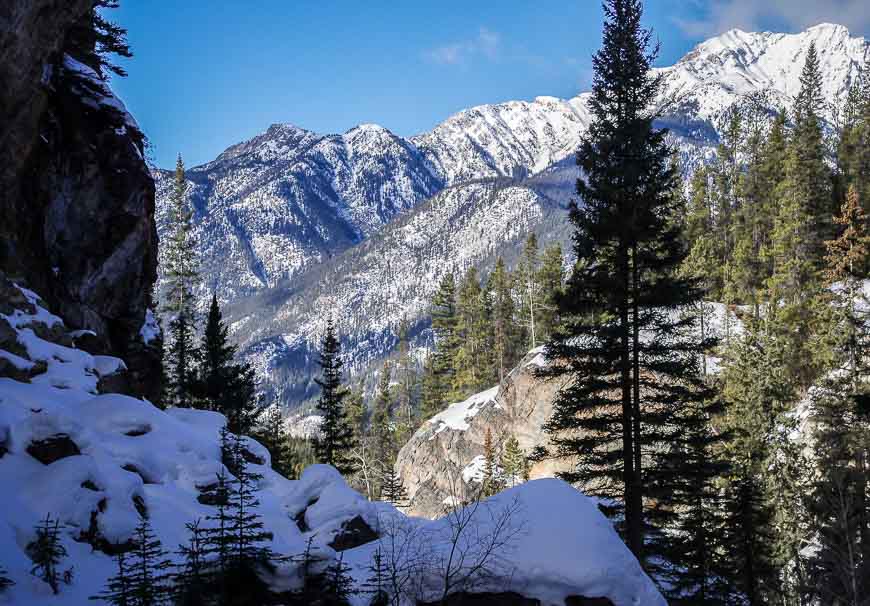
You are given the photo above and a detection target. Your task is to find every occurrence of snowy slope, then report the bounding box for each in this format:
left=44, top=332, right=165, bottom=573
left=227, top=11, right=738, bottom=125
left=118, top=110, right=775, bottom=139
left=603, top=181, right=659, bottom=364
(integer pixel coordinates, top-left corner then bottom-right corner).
left=233, top=177, right=574, bottom=404
left=0, top=281, right=663, bottom=606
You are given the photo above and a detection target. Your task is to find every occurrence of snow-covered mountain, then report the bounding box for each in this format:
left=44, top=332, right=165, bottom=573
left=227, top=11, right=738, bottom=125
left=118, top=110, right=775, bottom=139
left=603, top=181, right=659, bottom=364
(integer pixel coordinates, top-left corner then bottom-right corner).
left=154, top=23, right=868, bottom=408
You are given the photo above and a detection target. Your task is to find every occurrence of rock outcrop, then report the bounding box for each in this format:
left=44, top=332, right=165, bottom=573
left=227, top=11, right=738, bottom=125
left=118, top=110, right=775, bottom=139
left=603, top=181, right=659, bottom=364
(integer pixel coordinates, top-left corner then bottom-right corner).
left=0, top=0, right=160, bottom=400
left=397, top=348, right=575, bottom=518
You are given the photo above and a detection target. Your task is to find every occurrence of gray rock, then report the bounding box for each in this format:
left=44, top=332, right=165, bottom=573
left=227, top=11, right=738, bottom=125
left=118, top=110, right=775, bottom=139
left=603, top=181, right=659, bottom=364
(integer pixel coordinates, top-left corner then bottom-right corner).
left=0, top=1, right=161, bottom=401
left=396, top=349, right=576, bottom=518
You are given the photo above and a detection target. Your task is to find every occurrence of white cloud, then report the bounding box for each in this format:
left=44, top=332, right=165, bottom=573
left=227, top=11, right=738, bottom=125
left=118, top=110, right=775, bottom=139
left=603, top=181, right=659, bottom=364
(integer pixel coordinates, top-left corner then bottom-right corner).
left=425, top=27, right=502, bottom=66
left=674, top=0, right=870, bottom=38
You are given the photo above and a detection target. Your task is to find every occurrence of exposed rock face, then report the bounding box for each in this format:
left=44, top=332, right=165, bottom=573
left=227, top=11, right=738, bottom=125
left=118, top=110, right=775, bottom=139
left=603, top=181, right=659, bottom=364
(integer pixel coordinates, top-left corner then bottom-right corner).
left=396, top=349, right=575, bottom=518
left=0, top=0, right=160, bottom=400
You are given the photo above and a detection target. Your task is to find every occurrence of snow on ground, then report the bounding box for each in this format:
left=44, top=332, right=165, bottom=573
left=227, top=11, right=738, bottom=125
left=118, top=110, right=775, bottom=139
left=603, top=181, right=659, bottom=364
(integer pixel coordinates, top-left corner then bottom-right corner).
left=0, top=284, right=663, bottom=605
left=428, top=386, right=500, bottom=437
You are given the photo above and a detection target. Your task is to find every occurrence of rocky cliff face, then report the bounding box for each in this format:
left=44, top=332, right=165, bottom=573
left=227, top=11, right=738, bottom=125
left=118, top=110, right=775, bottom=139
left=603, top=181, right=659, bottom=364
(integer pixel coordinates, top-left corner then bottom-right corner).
left=396, top=349, right=575, bottom=519
left=0, top=0, right=160, bottom=399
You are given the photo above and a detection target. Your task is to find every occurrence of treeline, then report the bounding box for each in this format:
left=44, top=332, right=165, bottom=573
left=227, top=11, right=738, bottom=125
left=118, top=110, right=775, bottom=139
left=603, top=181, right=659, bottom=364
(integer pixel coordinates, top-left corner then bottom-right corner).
left=680, top=41, right=870, bottom=605
left=541, top=1, right=870, bottom=605
left=420, top=235, right=565, bottom=420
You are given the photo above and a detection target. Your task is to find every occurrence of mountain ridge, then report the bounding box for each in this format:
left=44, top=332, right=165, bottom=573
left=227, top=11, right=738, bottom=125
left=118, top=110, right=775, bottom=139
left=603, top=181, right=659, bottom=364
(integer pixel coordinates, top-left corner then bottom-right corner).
left=154, top=23, right=869, bottom=408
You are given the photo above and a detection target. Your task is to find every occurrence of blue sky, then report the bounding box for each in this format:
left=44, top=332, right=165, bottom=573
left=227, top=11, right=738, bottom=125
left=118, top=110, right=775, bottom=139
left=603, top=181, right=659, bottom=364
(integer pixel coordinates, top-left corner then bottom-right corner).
left=109, top=0, right=869, bottom=169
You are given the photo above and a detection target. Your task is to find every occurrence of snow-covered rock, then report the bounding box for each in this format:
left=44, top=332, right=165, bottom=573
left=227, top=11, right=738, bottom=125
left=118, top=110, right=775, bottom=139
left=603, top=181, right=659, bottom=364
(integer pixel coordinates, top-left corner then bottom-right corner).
left=0, top=283, right=664, bottom=606
left=396, top=348, right=575, bottom=519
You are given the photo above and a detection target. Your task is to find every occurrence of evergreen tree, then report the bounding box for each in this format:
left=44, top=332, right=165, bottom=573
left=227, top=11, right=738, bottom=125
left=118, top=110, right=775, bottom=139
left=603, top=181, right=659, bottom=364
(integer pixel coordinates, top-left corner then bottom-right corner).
left=345, top=383, right=368, bottom=443
left=202, top=469, right=233, bottom=589
left=129, top=515, right=172, bottom=606
left=500, top=434, right=526, bottom=489
left=196, top=294, right=260, bottom=434
left=320, top=553, right=356, bottom=606
left=380, top=464, right=408, bottom=508
left=173, top=520, right=212, bottom=606
left=28, top=514, right=69, bottom=594
left=649, top=400, right=734, bottom=604
left=228, top=433, right=277, bottom=567
left=516, top=234, right=542, bottom=349
left=67, top=0, right=133, bottom=79
left=454, top=267, right=490, bottom=395
left=720, top=330, right=790, bottom=603
left=90, top=552, right=133, bottom=605
left=371, top=362, right=394, bottom=461
left=393, top=320, right=418, bottom=436
left=421, top=273, right=460, bottom=418
left=314, top=317, right=356, bottom=474
left=162, top=154, right=199, bottom=409
left=360, top=547, right=390, bottom=606
left=543, top=0, right=715, bottom=562
left=805, top=185, right=870, bottom=602
left=481, top=429, right=502, bottom=498
left=256, top=404, right=296, bottom=479
left=487, top=258, right=521, bottom=384
left=836, top=60, right=870, bottom=212
left=536, top=244, right=565, bottom=343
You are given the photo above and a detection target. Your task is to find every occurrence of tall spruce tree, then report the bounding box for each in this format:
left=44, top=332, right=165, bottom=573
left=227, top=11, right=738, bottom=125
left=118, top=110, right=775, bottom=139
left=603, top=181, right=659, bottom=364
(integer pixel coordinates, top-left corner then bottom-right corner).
left=536, top=243, right=565, bottom=343
left=371, top=362, right=394, bottom=463
left=516, top=234, right=542, bottom=349
left=487, top=258, right=521, bottom=384
left=173, top=520, right=212, bottom=606
left=314, top=317, right=356, bottom=474
left=454, top=267, right=489, bottom=396
left=421, top=273, right=460, bottom=418
left=197, top=294, right=260, bottom=434
left=162, top=154, right=199, bottom=409
left=129, top=515, right=172, bottom=606
left=500, top=434, right=526, bottom=489
left=543, top=0, right=715, bottom=562
left=256, top=404, right=296, bottom=479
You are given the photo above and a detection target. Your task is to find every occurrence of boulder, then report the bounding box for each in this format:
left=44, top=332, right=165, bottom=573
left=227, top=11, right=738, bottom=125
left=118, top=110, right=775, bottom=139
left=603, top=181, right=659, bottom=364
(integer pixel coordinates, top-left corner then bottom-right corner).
left=27, top=434, right=81, bottom=465
left=328, top=514, right=378, bottom=552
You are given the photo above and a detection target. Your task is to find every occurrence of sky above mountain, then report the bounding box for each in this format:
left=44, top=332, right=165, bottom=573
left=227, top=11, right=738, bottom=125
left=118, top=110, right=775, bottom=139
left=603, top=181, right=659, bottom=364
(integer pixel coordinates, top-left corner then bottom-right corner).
left=109, top=0, right=869, bottom=169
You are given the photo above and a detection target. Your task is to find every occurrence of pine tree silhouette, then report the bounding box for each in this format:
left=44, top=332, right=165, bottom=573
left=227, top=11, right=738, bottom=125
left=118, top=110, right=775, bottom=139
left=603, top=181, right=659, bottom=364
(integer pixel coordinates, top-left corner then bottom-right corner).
left=129, top=515, right=172, bottom=606
left=28, top=514, right=69, bottom=594
left=379, top=464, right=408, bottom=508
left=360, top=547, right=389, bottom=606
left=173, top=520, right=212, bottom=606
left=89, top=552, right=133, bottom=605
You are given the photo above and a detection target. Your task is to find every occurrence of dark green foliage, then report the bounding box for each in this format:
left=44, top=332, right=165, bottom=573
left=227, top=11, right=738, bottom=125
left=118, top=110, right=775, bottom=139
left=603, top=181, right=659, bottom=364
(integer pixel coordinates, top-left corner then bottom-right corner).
left=649, top=400, right=735, bottom=604
left=28, top=514, right=69, bottom=594
left=196, top=294, right=260, bottom=434
left=254, top=404, right=296, bottom=479
left=499, top=434, right=526, bottom=489
left=421, top=273, right=460, bottom=419
left=371, top=363, right=394, bottom=459
left=454, top=268, right=491, bottom=396
left=227, top=434, right=276, bottom=566
left=90, top=552, right=133, bottom=605
left=543, top=0, right=715, bottom=563
left=360, top=547, right=390, bottom=606
left=314, top=318, right=356, bottom=474
left=380, top=464, right=408, bottom=508
left=67, top=0, right=133, bottom=78
left=129, top=515, right=172, bottom=606
left=162, top=155, right=199, bottom=409
left=173, top=520, right=212, bottom=606
left=486, top=258, right=521, bottom=385
left=320, top=553, right=356, bottom=606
